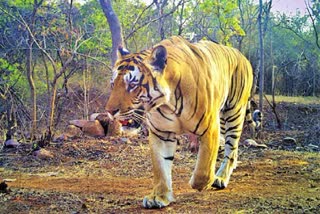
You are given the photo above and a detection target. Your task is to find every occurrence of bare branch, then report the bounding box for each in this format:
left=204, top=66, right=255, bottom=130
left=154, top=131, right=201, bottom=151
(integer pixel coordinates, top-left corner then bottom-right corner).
left=305, top=0, right=320, bottom=49
left=125, top=0, right=184, bottom=41
left=17, top=12, right=57, bottom=73
left=129, top=1, right=155, bottom=36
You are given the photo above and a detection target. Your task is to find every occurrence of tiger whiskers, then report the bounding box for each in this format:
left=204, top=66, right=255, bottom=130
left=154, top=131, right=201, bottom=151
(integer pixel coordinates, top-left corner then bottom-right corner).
left=132, top=110, right=146, bottom=125
left=118, top=109, right=146, bottom=125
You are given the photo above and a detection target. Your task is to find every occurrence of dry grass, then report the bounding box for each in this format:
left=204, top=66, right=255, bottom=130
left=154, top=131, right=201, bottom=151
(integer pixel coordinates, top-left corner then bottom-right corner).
left=263, top=95, right=320, bottom=105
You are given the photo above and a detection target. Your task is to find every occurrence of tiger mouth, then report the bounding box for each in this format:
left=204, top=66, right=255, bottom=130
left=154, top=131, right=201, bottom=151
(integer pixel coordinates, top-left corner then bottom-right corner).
left=119, top=119, right=141, bottom=129
left=118, top=107, right=145, bottom=132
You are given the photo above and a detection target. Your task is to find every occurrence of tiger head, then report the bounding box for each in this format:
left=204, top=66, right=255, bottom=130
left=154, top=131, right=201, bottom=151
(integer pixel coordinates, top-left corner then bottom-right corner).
left=105, top=45, right=170, bottom=129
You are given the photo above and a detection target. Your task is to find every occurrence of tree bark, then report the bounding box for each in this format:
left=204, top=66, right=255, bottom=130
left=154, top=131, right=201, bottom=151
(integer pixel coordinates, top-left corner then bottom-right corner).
left=26, top=0, right=43, bottom=140
left=155, top=0, right=168, bottom=40
left=48, top=55, right=74, bottom=135
left=26, top=41, right=36, bottom=140
left=258, top=0, right=264, bottom=111
left=99, top=0, right=124, bottom=66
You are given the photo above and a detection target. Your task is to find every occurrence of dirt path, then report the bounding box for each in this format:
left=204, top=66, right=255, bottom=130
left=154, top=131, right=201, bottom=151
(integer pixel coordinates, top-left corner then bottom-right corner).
left=1, top=138, right=319, bottom=213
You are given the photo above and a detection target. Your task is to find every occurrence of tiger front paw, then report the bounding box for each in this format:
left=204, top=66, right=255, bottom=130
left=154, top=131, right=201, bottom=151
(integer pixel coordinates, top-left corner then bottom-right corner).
left=142, top=193, right=174, bottom=209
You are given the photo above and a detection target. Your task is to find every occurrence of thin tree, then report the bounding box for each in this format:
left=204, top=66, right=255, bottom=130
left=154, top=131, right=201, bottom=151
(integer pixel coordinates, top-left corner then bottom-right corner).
left=99, top=0, right=124, bottom=66
left=258, top=0, right=264, bottom=111
left=26, top=0, right=44, bottom=140
left=155, top=0, right=168, bottom=40
left=306, top=0, right=319, bottom=96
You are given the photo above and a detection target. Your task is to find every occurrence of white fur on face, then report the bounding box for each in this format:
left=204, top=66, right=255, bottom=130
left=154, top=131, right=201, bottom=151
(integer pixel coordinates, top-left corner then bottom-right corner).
left=110, top=70, right=118, bottom=87
left=124, top=66, right=143, bottom=91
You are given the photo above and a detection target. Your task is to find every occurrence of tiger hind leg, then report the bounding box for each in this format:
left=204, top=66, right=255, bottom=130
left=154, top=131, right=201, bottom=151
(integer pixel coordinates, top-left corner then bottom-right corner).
left=212, top=106, right=246, bottom=189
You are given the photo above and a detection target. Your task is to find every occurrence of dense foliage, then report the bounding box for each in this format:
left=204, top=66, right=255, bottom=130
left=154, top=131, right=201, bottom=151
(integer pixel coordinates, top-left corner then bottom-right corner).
left=0, top=0, right=319, bottom=138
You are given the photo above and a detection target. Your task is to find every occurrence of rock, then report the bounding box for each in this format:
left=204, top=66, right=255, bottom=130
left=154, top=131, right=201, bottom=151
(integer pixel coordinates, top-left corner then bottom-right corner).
left=33, top=148, right=54, bottom=159
left=307, top=144, right=319, bottom=149
left=283, top=137, right=297, bottom=145
left=242, top=139, right=257, bottom=146
left=242, top=139, right=268, bottom=148
left=4, top=139, right=20, bottom=148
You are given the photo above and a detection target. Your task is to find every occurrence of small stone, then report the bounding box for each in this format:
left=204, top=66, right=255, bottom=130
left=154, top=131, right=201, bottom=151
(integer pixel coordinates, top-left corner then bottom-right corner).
left=4, top=139, right=20, bottom=148
left=307, top=144, right=318, bottom=149
left=283, top=137, right=297, bottom=145
left=120, top=137, right=128, bottom=143
left=242, top=139, right=267, bottom=148
left=242, top=139, right=257, bottom=146
left=33, top=148, right=54, bottom=159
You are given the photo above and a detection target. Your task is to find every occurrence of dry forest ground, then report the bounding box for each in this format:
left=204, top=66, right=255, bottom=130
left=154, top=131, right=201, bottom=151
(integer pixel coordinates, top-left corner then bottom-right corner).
left=0, top=98, right=320, bottom=213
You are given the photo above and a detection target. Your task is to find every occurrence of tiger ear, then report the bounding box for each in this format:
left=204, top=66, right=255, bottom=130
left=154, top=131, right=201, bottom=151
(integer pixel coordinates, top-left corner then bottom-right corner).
left=150, top=45, right=167, bottom=73
left=117, top=46, right=130, bottom=59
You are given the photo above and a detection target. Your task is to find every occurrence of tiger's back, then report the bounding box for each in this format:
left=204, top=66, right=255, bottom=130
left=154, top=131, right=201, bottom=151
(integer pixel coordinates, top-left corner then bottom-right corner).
left=151, top=37, right=253, bottom=136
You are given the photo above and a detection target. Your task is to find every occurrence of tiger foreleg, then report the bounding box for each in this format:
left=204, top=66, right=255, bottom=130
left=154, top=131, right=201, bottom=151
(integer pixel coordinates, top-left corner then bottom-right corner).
left=142, top=131, right=177, bottom=209
left=189, top=121, right=220, bottom=191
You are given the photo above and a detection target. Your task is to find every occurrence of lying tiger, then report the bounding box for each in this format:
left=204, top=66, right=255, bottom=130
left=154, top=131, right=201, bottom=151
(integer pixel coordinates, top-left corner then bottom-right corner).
left=106, top=36, right=260, bottom=208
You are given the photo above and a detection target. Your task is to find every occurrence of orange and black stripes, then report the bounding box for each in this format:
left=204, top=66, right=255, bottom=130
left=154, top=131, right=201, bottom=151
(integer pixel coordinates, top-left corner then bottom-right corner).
left=106, top=36, right=259, bottom=203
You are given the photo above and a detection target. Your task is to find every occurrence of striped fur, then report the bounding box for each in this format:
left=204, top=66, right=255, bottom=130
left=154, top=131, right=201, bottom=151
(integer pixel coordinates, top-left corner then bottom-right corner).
left=106, top=36, right=256, bottom=208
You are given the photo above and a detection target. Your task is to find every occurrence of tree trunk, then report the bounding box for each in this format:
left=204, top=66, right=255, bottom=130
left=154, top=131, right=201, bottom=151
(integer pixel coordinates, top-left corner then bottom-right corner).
left=177, top=0, right=185, bottom=36
left=5, top=96, right=16, bottom=141
left=258, top=0, right=264, bottom=111
left=26, top=39, right=37, bottom=141
left=99, top=0, right=124, bottom=66
left=47, top=56, right=74, bottom=136
left=25, top=0, right=43, bottom=141
left=155, top=0, right=168, bottom=40
left=237, top=0, right=244, bottom=51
